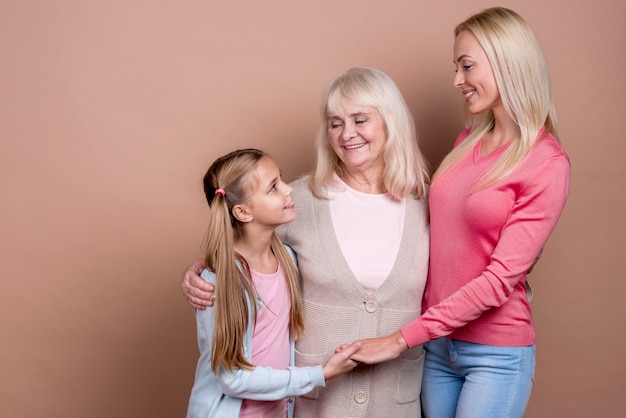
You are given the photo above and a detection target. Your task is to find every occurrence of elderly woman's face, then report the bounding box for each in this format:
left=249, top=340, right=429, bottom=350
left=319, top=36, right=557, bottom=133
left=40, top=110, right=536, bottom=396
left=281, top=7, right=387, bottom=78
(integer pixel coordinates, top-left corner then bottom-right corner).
left=327, top=98, right=387, bottom=174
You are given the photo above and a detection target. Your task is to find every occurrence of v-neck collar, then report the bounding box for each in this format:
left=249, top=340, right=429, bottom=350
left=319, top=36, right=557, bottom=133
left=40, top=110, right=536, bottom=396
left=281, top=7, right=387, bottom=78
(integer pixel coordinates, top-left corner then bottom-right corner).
left=473, top=136, right=513, bottom=164
left=313, top=193, right=425, bottom=303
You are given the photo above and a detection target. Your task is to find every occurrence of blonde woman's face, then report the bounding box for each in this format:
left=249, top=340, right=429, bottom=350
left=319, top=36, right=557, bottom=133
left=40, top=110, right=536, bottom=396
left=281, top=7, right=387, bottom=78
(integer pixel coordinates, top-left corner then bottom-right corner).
left=453, top=30, right=501, bottom=115
left=326, top=98, right=386, bottom=176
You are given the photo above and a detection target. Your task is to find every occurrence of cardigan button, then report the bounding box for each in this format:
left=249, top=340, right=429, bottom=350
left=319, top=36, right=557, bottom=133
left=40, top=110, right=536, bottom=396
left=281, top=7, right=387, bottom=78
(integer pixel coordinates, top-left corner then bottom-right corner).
left=365, top=300, right=378, bottom=313
left=354, top=391, right=368, bottom=403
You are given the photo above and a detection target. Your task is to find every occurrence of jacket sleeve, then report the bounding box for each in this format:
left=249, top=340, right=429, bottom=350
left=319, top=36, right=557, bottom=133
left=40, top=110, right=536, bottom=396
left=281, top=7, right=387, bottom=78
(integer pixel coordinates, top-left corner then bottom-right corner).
left=217, top=364, right=324, bottom=400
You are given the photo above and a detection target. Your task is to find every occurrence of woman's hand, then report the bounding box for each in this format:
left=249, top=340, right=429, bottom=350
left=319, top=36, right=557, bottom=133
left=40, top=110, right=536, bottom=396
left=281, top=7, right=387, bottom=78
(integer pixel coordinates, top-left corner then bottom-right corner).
left=322, top=342, right=362, bottom=381
left=342, top=331, right=409, bottom=365
left=181, top=259, right=214, bottom=309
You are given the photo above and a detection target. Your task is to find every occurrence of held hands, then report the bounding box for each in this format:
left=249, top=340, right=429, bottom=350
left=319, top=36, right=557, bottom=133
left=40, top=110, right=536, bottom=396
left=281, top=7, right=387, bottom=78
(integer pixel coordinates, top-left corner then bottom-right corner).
left=336, top=331, right=409, bottom=365
left=322, top=341, right=362, bottom=381
left=181, top=259, right=214, bottom=309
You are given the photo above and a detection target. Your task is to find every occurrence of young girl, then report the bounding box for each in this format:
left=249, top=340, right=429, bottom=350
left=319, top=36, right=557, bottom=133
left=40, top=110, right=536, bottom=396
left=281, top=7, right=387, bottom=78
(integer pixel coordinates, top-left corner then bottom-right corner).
left=186, top=148, right=360, bottom=418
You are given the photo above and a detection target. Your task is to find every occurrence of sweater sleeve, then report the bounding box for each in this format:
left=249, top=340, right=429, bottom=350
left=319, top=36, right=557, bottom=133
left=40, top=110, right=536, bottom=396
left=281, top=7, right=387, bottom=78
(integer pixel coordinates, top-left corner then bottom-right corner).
left=401, top=150, right=570, bottom=348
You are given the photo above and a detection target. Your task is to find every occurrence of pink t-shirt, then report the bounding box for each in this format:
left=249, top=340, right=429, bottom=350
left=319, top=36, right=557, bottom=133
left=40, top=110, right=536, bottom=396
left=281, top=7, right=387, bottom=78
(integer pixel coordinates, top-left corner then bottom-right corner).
left=328, top=174, right=405, bottom=293
left=239, top=265, right=291, bottom=418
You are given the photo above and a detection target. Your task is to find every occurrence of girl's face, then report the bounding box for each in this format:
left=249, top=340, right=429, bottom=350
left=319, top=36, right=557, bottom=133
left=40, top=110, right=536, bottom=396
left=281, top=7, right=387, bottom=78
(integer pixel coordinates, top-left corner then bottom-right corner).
left=326, top=97, right=387, bottom=176
left=239, top=157, right=295, bottom=228
left=453, top=30, right=502, bottom=115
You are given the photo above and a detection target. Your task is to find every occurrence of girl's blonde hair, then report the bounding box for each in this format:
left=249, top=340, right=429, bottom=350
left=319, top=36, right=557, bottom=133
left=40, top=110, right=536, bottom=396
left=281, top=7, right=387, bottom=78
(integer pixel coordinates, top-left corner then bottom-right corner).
left=433, top=7, right=560, bottom=188
left=202, top=148, right=304, bottom=373
left=310, top=67, right=430, bottom=200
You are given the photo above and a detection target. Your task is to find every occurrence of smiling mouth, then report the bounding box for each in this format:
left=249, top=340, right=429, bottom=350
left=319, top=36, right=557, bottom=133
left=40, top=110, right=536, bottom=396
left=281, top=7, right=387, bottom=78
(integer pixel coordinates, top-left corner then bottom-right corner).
left=284, top=201, right=295, bottom=209
left=464, top=91, right=475, bottom=99
left=343, top=143, right=366, bottom=150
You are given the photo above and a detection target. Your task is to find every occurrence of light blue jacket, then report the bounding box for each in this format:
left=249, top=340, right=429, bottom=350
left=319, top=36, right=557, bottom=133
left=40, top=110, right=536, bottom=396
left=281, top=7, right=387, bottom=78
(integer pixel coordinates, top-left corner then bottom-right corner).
left=186, top=248, right=325, bottom=418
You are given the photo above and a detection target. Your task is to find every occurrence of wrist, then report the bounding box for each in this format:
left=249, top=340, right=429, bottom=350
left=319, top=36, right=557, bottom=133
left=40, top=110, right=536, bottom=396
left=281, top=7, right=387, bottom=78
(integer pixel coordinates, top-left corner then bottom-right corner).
left=393, top=331, right=409, bottom=354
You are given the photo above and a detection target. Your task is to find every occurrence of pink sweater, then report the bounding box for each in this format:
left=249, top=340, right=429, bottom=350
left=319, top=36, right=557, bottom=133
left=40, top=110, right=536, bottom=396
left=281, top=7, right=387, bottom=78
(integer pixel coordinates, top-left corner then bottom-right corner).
left=401, top=129, right=570, bottom=347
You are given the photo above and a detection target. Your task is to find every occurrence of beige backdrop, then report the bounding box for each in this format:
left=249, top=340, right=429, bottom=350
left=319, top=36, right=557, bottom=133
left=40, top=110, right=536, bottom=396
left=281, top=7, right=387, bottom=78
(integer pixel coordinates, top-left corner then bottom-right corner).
left=1, top=1, right=624, bottom=417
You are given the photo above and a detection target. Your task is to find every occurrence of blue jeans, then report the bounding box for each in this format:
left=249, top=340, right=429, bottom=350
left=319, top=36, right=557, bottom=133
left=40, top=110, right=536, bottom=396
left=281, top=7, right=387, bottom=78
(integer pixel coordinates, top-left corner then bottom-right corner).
left=421, top=338, right=535, bottom=418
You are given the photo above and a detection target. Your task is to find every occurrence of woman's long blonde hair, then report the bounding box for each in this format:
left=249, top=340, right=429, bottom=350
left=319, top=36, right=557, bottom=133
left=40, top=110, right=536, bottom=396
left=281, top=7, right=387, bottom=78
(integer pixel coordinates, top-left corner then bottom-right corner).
left=202, top=148, right=304, bottom=373
left=310, top=67, right=430, bottom=200
left=433, top=7, right=560, bottom=188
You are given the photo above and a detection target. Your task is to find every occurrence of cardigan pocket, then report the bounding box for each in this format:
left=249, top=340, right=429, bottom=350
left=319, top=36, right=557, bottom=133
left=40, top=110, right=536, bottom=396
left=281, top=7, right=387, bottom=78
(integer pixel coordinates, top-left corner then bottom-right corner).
left=396, top=346, right=425, bottom=404
left=294, top=350, right=324, bottom=400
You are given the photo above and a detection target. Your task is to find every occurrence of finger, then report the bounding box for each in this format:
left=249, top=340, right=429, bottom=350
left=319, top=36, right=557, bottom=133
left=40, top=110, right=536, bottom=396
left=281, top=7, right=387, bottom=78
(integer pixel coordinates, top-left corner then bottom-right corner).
left=191, top=276, right=214, bottom=292
left=191, top=259, right=206, bottom=275
left=188, top=288, right=215, bottom=304
left=334, top=344, right=348, bottom=353
left=341, top=341, right=362, bottom=357
left=190, top=295, right=212, bottom=310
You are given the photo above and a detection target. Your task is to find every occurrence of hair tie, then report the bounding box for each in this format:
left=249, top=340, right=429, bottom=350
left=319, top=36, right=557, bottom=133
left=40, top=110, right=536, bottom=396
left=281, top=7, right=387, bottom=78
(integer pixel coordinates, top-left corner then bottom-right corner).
left=214, top=188, right=226, bottom=196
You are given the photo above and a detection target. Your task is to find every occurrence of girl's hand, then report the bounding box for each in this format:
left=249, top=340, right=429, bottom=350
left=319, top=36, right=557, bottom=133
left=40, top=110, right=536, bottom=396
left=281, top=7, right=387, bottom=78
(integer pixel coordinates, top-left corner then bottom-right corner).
left=322, top=342, right=362, bottom=381
left=334, top=343, right=351, bottom=353
left=181, top=259, right=214, bottom=309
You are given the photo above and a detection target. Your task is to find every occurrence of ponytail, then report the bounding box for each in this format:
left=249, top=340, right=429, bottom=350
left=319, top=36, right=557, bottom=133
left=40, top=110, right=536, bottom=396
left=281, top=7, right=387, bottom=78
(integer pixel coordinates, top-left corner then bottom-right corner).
left=202, top=149, right=265, bottom=373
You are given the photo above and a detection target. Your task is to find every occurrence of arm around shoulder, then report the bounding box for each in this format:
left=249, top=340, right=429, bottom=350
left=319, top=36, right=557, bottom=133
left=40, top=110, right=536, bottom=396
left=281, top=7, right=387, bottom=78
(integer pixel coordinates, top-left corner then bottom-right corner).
left=182, top=259, right=215, bottom=309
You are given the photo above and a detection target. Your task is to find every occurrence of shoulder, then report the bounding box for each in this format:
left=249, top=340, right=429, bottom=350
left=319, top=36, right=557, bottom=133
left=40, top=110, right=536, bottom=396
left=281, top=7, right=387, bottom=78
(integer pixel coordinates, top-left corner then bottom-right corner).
left=405, top=189, right=430, bottom=223
left=529, top=134, right=571, bottom=171
left=200, top=269, right=217, bottom=286
left=290, top=175, right=311, bottom=189
left=510, top=134, right=570, bottom=195
left=283, top=244, right=297, bottom=264
left=537, top=133, right=569, bottom=156
left=454, top=129, right=472, bottom=148
left=290, top=176, right=315, bottom=203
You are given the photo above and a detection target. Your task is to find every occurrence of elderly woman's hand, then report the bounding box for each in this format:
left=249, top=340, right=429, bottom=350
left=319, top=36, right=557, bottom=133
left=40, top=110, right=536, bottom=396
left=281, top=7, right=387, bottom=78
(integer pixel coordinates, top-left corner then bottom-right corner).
left=181, top=259, right=214, bottom=309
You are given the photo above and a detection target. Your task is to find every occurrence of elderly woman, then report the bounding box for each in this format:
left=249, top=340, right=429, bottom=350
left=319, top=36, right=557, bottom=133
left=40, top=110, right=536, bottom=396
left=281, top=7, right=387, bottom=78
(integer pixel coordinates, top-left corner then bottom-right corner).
left=182, top=67, right=430, bottom=417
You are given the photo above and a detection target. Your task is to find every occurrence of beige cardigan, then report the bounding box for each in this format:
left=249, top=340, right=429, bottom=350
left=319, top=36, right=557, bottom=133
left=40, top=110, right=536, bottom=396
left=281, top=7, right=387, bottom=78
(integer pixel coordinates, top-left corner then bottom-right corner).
left=278, top=177, right=430, bottom=418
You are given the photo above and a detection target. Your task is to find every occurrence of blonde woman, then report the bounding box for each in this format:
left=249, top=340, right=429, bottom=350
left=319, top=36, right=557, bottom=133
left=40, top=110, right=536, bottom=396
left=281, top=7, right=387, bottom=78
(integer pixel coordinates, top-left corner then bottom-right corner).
left=349, top=8, right=570, bottom=418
